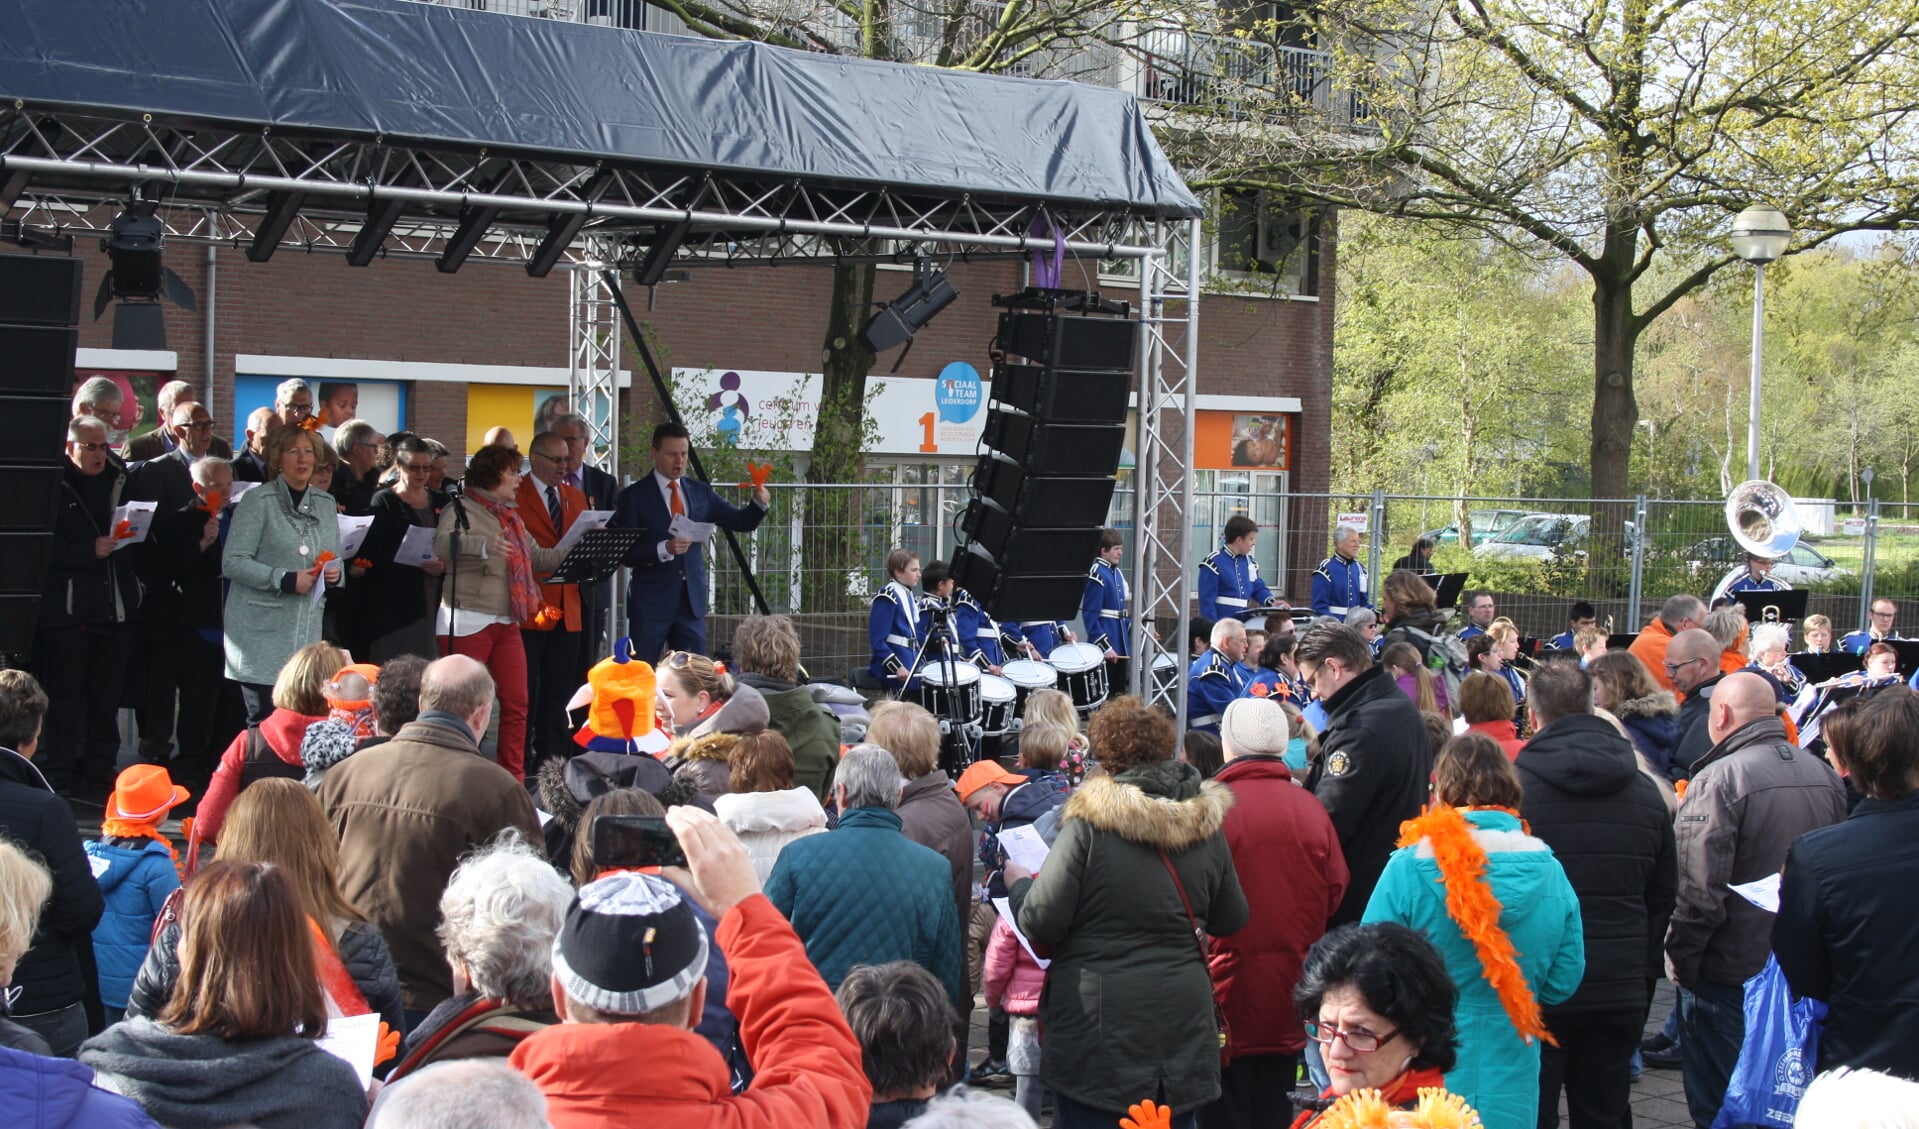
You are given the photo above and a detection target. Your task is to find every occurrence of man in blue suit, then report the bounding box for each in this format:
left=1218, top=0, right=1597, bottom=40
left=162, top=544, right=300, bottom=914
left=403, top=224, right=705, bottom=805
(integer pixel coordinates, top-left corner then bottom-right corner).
left=613, top=422, right=769, bottom=660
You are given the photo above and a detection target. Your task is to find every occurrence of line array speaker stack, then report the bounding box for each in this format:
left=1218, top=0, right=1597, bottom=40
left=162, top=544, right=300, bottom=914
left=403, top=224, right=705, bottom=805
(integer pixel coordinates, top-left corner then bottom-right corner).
left=954, top=289, right=1136, bottom=622
left=0, top=252, right=83, bottom=655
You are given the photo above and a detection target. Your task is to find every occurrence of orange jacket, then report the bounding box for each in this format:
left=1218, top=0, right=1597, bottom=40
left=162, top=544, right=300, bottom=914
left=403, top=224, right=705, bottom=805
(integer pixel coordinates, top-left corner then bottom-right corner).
left=514, top=475, right=589, bottom=631
left=510, top=894, right=871, bottom=1129
left=1629, top=618, right=1680, bottom=697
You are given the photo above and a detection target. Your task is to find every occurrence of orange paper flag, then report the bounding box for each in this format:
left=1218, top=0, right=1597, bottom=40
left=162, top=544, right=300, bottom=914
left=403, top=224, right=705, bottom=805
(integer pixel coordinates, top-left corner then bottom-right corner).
left=738, top=462, right=773, bottom=489
left=375, top=1021, right=401, bottom=1066
left=112, top=520, right=135, bottom=541
left=197, top=490, right=226, bottom=514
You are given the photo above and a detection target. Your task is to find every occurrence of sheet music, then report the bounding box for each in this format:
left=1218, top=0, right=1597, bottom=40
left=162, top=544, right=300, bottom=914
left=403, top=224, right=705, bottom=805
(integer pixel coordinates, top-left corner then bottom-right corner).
left=998, top=824, right=1051, bottom=875
left=669, top=514, right=716, bottom=541
left=555, top=509, right=614, bottom=552
left=108, top=500, right=158, bottom=550
left=336, top=514, right=376, bottom=560
left=1730, top=873, right=1781, bottom=914
left=991, top=897, right=1050, bottom=969
left=314, top=1011, right=381, bottom=1086
left=395, top=524, right=439, bottom=567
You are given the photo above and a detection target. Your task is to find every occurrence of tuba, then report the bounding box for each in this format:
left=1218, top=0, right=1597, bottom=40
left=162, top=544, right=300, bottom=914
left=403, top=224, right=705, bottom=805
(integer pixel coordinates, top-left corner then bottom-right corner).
left=1726, top=480, right=1801, bottom=621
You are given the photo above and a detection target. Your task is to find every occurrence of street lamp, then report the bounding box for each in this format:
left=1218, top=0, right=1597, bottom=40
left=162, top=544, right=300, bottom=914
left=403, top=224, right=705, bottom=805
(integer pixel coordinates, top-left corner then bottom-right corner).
left=1730, top=205, right=1792, bottom=482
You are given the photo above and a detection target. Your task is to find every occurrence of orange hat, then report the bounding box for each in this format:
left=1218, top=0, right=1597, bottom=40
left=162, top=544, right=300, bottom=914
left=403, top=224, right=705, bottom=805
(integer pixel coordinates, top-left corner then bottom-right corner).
left=954, top=760, right=1025, bottom=803
left=108, top=764, right=191, bottom=824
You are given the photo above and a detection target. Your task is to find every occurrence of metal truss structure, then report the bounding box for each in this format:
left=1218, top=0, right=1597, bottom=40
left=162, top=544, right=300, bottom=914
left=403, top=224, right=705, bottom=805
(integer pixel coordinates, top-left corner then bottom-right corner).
left=0, top=102, right=1201, bottom=709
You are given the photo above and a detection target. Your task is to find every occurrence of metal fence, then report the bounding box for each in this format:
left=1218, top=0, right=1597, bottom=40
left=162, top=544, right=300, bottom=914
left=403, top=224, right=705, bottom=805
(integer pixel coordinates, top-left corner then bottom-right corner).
left=693, top=486, right=1918, bottom=681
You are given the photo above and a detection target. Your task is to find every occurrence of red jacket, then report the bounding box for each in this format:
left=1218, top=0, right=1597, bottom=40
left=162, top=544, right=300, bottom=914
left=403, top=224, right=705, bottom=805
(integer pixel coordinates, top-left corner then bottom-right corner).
left=195, top=709, right=323, bottom=842
left=511, top=894, right=871, bottom=1129
left=1467, top=718, right=1526, bottom=761
left=982, top=914, right=1045, bottom=1017
left=1208, top=755, right=1348, bottom=1059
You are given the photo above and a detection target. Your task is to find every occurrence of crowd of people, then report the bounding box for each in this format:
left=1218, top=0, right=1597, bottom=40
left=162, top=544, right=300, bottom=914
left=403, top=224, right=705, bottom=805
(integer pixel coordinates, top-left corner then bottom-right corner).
left=7, top=384, right=1919, bottom=1129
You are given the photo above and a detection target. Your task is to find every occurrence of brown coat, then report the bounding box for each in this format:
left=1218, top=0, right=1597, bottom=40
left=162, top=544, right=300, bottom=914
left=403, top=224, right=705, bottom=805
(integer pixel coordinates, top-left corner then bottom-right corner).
left=319, top=717, right=543, bottom=1011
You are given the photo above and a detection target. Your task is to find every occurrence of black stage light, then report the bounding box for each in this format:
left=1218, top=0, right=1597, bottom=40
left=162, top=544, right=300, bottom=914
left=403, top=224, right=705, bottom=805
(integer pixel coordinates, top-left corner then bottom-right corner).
left=859, top=260, right=957, bottom=353
left=92, top=192, right=196, bottom=350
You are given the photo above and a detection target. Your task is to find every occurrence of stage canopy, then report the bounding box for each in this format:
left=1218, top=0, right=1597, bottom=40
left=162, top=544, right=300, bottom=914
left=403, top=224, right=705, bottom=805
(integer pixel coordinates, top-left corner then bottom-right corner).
left=0, top=0, right=1200, bottom=268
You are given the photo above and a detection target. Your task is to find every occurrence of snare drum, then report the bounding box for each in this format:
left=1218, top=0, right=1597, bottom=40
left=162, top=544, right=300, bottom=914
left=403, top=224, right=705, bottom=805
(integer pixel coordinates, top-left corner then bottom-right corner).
left=1001, top=660, right=1058, bottom=723
left=978, top=674, right=1017, bottom=736
left=1050, top=642, right=1111, bottom=714
left=1151, top=652, right=1179, bottom=697
left=912, top=662, right=983, bottom=726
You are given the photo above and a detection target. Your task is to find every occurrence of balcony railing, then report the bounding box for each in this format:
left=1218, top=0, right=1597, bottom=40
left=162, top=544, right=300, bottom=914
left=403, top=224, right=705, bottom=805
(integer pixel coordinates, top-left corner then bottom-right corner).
left=1133, top=32, right=1369, bottom=127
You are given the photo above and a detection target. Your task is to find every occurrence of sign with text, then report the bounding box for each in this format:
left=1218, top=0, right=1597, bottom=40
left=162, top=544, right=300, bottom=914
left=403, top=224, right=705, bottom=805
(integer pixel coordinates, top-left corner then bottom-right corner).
left=1337, top=511, right=1371, bottom=534
left=674, top=367, right=991, bottom=456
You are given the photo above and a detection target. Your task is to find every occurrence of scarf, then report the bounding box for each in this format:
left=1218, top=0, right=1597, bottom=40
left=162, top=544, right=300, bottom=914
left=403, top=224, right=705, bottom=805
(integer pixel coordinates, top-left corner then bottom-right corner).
left=472, top=491, right=541, bottom=624
left=1397, top=805, right=1555, bottom=1047
left=1291, top=1067, right=1470, bottom=1129
left=101, top=821, right=185, bottom=879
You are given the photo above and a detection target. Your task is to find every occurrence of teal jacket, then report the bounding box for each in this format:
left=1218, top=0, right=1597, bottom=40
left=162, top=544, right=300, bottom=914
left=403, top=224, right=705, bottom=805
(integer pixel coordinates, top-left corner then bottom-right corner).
left=1363, top=809, right=1586, bottom=1129
left=765, top=805, right=964, bottom=1010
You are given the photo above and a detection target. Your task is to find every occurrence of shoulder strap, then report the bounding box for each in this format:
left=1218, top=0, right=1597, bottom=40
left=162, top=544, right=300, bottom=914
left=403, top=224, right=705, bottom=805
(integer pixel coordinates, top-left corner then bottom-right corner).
left=1159, top=849, right=1207, bottom=956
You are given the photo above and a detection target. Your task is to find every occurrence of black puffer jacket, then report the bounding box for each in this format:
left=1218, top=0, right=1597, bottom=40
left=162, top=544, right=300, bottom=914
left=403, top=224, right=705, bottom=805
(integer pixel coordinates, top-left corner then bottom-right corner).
left=40, top=462, right=139, bottom=630
left=1306, top=665, right=1434, bottom=924
left=1517, top=713, right=1677, bottom=1014
left=128, top=917, right=404, bottom=1035
left=0, top=748, right=103, bottom=1016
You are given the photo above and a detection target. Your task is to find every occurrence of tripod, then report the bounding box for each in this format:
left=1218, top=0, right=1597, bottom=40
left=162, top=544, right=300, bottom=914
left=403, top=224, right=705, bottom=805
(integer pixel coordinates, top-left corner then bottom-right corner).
left=896, top=600, right=981, bottom=778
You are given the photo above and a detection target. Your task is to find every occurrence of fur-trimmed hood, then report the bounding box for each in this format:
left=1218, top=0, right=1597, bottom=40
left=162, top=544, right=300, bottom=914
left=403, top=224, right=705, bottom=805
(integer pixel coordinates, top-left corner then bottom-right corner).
left=1060, top=761, right=1234, bottom=851
left=1612, top=689, right=1678, bottom=720
left=667, top=730, right=741, bottom=764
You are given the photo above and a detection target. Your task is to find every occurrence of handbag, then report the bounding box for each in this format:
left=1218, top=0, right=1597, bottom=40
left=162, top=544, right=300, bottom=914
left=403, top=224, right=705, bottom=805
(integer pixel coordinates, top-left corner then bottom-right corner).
left=1159, top=849, right=1230, bottom=1065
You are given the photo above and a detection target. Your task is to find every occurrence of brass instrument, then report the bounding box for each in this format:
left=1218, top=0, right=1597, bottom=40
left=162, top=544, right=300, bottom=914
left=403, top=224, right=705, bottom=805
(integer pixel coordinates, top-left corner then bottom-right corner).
left=1726, top=480, right=1801, bottom=622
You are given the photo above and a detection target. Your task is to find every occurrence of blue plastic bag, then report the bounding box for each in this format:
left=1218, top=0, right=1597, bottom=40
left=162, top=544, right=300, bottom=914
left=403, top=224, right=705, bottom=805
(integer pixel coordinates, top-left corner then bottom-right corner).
left=1711, top=955, right=1826, bottom=1129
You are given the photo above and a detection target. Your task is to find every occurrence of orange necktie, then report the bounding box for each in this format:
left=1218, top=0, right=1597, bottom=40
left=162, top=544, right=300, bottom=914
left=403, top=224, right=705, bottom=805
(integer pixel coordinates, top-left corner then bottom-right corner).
left=669, top=479, right=685, bottom=517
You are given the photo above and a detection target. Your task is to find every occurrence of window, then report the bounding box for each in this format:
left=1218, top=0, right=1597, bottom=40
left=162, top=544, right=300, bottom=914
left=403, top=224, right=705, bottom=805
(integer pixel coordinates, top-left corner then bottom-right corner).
left=1212, top=189, right=1320, bottom=295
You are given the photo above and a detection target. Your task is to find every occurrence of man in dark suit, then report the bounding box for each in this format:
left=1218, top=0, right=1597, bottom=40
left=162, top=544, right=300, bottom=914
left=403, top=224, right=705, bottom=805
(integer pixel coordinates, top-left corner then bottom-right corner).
left=612, top=421, right=769, bottom=660
left=516, top=431, right=591, bottom=776
left=147, top=455, right=243, bottom=788
left=128, top=402, right=214, bottom=517
left=229, top=406, right=278, bottom=483
left=553, top=412, right=620, bottom=664
left=126, top=401, right=216, bottom=764
left=123, top=379, right=232, bottom=462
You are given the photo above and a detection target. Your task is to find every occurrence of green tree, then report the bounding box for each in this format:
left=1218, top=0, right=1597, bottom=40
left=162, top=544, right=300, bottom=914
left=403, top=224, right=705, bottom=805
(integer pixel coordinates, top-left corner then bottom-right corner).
left=1189, top=0, right=1919, bottom=512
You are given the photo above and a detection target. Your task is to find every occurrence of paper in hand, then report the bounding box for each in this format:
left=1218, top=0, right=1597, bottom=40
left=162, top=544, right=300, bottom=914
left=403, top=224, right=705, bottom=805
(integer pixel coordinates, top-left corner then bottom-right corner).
left=1729, top=873, right=1781, bottom=914
left=395, top=525, right=439, bottom=567
left=998, top=824, right=1051, bottom=875
left=991, top=897, right=1050, bottom=969
left=314, top=1011, right=382, bottom=1086
left=555, top=509, right=614, bottom=552
left=310, top=568, right=326, bottom=607
left=336, top=514, right=376, bottom=560
left=109, top=501, right=158, bottom=550
left=669, top=513, right=716, bottom=542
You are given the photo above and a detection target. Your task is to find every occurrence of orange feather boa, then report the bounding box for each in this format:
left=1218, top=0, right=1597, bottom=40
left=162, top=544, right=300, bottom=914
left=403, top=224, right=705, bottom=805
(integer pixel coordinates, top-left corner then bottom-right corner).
left=1397, top=805, right=1556, bottom=1048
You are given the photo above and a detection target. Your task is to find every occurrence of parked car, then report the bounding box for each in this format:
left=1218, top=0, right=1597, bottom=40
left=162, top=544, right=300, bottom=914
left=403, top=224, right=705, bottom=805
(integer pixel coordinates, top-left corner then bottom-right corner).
left=1475, top=513, right=1641, bottom=562
left=1684, top=537, right=1851, bottom=586
left=1421, top=509, right=1531, bottom=547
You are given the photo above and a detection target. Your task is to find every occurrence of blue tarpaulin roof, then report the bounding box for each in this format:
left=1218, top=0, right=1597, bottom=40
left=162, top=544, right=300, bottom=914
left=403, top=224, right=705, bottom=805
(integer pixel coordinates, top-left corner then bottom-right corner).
left=0, top=0, right=1202, bottom=217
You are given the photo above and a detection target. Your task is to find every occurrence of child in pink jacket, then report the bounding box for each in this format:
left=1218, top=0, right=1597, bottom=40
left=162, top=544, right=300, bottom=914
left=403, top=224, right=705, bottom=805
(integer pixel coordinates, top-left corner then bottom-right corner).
left=982, top=912, right=1047, bottom=1121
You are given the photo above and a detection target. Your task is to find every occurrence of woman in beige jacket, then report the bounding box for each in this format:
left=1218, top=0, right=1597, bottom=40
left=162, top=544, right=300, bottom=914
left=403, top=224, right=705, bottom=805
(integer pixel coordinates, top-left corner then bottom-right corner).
left=433, top=445, right=565, bottom=781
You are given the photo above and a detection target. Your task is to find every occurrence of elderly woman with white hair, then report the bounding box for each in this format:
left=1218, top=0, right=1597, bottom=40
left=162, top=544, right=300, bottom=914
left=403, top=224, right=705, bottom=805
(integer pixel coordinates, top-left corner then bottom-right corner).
left=1744, top=620, right=1804, bottom=699
left=386, top=836, right=575, bottom=1081
left=367, top=1059, right=551, bottom=1129
left=331, top=419, right=384, bottom=516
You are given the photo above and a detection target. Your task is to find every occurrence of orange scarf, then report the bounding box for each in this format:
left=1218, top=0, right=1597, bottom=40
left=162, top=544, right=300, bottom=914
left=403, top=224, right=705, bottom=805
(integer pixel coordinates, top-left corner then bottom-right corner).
left=1290, top=1067, right=1471, bottom=1129
left=1397, top=805, right=1556, bottom=1047
left=100, top=820, right=185, bottom=879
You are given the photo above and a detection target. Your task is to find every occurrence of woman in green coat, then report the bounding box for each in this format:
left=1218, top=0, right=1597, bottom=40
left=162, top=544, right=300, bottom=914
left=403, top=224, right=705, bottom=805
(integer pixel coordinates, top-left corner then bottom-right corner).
left=1007, top=695, right=1249, bottom=1129
left=1363, top=732, right=1586, bottom=1129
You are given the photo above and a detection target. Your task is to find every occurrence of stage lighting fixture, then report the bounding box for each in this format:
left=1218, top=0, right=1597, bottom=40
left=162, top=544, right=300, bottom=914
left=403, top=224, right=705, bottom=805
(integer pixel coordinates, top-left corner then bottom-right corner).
left=93, top=193, right=196, bottom=350
left=859, top=261, right=958, bottom=353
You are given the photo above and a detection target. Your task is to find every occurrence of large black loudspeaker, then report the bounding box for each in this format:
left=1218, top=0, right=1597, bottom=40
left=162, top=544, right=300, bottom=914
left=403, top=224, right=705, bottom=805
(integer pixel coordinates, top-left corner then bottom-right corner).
left=953, top=295, right=1135, bottom=623
left=0, top=253, right=83, bottom=654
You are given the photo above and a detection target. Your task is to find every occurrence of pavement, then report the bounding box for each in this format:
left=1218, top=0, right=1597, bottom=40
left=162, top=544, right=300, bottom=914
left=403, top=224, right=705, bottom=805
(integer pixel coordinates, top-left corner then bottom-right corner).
left=963, top=979, right=1699, bottom=1128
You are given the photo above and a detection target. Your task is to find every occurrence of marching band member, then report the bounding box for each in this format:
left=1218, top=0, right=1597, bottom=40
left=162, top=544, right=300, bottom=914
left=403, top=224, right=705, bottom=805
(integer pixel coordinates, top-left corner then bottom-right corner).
left=1547, top=601, right=1598, bottom=651
left=1186, top=618, right=1251, bottom=734
left=1082, top=529, right=1131, bottom=689
left=922, top=559, right=1005, bottom=673
left=1014, top=618, right=1073, bottom=656
left=1841, top=598, right=1904, bottom=654
left=1198, top=515, right=1281, bottom=622
left=1310, top=523, right=1371, bottom=618
left=867, top=548, right=924, bottom=686
left=1711, top=550, right=1791, bottom=604
left=1799, top=614, right=1836, bottom=654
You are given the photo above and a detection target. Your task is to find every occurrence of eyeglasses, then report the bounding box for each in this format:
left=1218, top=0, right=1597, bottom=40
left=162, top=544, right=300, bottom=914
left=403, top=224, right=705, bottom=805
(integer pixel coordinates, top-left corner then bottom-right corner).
left=356, top=441, right=381, bottom=451
left=187, top=420, right=215, bottom=431
left=1304, top=1021, right=1400, bottom=1053
left=402, top=461, right=434, bottom=473
left=1663, top=656, right=1703, bottom=676
left=664, top=650, right=697, bottom=669
left=1872, top=609, right=1896, bottom=619
left=70, top=441, right=110, bottom=453
left=284, top=402, right=313, bottom=416
left=530, top=451, right=566, bottom=463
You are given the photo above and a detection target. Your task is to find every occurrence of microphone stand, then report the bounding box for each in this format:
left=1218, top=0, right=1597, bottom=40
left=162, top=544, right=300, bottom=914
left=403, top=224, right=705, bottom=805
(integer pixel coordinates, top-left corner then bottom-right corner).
left=897, top=599, right=978, bottom=775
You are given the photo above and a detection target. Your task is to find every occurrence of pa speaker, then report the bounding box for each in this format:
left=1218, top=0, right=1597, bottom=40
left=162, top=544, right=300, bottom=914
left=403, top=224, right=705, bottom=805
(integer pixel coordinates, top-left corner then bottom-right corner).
left=991, top=364, right=1129, bottom=425
left=0, top=597, right=41, bottom=654
left=976, top=458, right=1114, bottom=527
left=0, top=253, right=83, bottom=327
left=0, top=325, right=77, bottom=396
left=3, top=397, right=71, bottom=464
left=0, top=467, right=61, bottom=530
left=960, top=500, right=1102, bottom=574
left=952, top=545, right=1088, bottom=622
left=982, top=411, right=1125, bottom=477
left=997, top=311, right=1136, bottom=371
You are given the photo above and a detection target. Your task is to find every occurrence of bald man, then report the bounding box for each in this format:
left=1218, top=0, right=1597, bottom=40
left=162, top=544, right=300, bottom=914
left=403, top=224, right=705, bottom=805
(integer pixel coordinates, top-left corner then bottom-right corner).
left=1666, top=629, right=1726, bottom=776
left=483, top=425, right=516, bottom=450
left=1666, top=670, right=1844, bottom=1129
left=320, top=654, right=542, bottom=1024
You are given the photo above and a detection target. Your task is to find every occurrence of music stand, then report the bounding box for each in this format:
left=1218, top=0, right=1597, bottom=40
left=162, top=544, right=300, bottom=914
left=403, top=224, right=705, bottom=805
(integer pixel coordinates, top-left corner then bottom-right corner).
left=548, top=528, right=649, bottom=584
left=1732, top=590, right=1809, bottom=625
left=1790, top=652, right=1862, bottom=685
left=1429, top=573, right=1470, bottom=609
left=1889, top=640, right=1919, bottom=679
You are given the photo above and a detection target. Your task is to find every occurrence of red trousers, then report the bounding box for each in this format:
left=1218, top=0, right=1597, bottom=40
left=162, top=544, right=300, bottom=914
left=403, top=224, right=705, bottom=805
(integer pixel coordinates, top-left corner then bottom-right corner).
left=438, top=622, right=527, bottom=781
